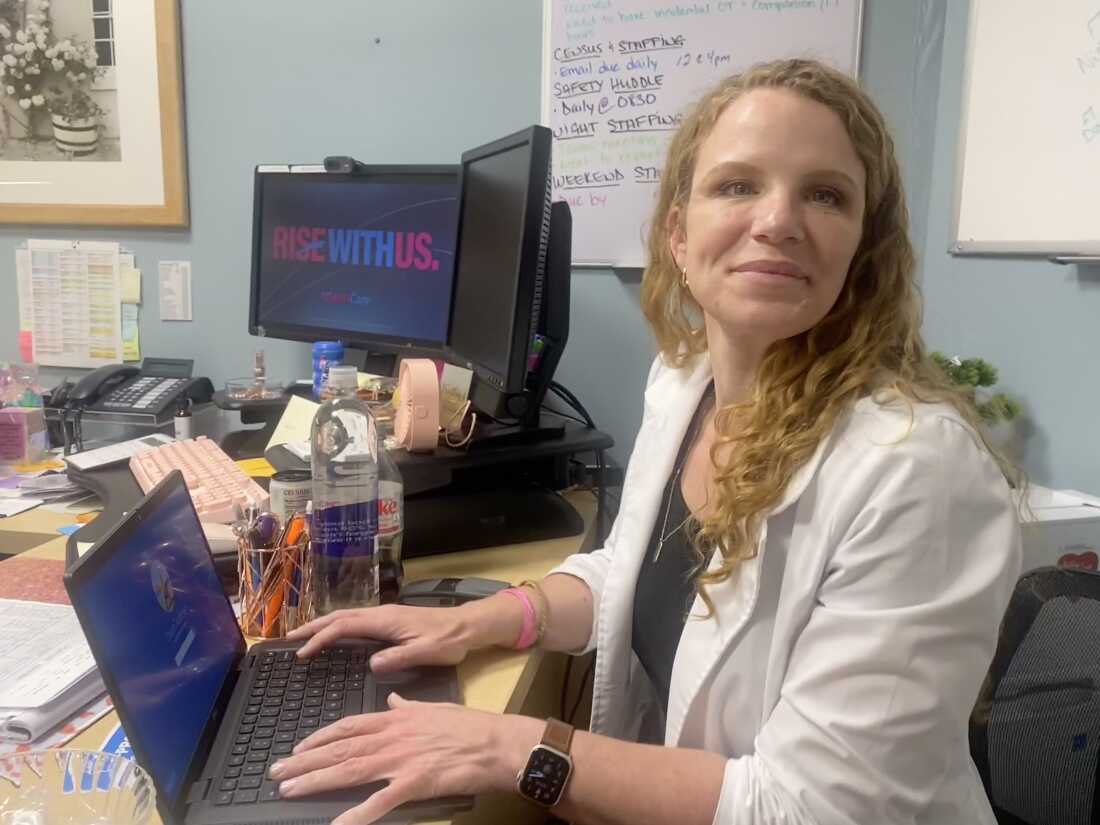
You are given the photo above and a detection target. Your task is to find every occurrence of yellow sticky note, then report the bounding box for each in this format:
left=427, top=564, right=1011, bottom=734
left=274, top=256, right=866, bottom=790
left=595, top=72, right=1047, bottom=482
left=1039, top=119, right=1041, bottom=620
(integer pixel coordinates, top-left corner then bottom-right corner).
left=13, top=458, right=65, bottom=473
left=121, top=304, right=140, bottom=361
left=236, top=458, right=276, bottom=478
left=120, top=268, right=142, bottom=304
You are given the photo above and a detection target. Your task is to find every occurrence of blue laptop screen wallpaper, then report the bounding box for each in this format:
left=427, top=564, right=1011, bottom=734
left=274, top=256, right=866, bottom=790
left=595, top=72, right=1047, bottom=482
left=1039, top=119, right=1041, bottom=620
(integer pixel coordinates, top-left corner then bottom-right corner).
left=78, top=481, right=240, bottom=803
left=255, top=176, right=459, bottom=345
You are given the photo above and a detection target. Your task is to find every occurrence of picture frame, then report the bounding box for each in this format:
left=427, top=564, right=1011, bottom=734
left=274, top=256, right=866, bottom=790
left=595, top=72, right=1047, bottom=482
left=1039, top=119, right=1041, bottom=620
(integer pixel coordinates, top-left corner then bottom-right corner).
left=0, top=0, right=188, bottom=226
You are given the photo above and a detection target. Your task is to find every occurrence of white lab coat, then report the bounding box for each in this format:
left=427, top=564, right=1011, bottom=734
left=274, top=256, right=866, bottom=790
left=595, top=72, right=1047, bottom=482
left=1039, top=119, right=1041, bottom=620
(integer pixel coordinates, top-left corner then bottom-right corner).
left=550, top=354, right=1022, bottom=825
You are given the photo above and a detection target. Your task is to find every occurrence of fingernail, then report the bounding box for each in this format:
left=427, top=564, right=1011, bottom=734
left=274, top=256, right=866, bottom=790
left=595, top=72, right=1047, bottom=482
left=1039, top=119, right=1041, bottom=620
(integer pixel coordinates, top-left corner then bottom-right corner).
left=279, top=779, right=297, bottom=796
left=268, top=762, right=284, bottom=779
left=370, top=653, right=387, bottom=667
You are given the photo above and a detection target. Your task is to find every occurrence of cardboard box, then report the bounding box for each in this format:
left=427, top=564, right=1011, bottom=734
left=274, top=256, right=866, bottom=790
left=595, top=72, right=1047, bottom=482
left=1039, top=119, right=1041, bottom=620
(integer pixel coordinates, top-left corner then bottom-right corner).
left=1019, top=485, right=1100, bottom=573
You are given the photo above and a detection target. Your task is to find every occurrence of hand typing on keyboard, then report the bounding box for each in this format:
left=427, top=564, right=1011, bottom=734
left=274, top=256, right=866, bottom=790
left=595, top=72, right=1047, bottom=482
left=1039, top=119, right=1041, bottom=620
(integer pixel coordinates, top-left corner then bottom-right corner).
left=268, top=691, right=540, bottom=825
left=129, top=436, right=269, bottom=523
left=268, top=603, right=537, bottom=822
left=286, top=605, right=480, bottom=673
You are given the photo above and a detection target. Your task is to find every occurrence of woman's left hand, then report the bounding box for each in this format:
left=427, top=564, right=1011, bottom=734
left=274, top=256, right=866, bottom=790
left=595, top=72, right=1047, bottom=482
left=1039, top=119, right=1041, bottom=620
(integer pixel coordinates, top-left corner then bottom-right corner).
left=268, top=693, right=542, bottom=825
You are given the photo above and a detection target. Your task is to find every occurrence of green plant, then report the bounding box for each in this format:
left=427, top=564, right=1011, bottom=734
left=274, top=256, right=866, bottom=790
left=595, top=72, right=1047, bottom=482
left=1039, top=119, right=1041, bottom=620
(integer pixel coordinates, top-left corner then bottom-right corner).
left=930, top=352, right=1022, bottom=423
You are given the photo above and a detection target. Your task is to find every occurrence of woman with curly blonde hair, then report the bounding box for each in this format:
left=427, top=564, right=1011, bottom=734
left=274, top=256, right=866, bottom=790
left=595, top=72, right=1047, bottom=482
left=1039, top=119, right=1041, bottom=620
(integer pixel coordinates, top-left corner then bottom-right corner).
left=269, top=59, right=1022, bottom=825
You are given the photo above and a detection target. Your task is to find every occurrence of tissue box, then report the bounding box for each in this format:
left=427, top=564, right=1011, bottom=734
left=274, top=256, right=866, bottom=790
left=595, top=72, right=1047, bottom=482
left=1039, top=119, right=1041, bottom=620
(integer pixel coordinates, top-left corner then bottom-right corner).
left=1019, top=485, right=1100, bottom=573
left=0, top=406, right=46, bottom=463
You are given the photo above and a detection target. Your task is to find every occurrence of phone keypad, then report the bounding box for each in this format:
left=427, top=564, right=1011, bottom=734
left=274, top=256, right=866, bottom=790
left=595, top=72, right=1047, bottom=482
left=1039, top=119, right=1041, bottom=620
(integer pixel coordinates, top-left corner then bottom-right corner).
left=102, top=377, right=188, bottom=410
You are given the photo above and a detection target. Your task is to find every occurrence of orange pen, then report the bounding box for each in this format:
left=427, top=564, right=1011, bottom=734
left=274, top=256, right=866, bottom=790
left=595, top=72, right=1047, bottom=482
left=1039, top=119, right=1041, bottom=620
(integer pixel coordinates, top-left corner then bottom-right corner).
left=261, top=514, right=306, bottom=636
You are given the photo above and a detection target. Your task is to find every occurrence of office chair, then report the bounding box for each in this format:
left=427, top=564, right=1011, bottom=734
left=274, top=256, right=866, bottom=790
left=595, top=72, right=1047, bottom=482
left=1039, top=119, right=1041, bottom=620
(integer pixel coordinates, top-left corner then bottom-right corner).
left=970, top=566, right=1100, bottom=825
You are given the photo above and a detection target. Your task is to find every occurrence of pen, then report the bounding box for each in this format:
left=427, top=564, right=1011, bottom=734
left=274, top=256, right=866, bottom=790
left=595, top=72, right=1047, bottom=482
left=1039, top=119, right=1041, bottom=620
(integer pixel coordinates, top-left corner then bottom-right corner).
left=249, top=546, right=264, bottom=635
left=261, top=550, right=284, bottom=637
left=278, top=512, right=307, bottom=631
left=287, top=503, right=312, bottom=628
left=262, top=512, right=306, bottom=637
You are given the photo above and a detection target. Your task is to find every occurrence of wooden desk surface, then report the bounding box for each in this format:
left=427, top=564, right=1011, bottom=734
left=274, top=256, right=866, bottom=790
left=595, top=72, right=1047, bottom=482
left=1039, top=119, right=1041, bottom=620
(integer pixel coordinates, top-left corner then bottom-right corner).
left=4, top=489, right=596, bottom=824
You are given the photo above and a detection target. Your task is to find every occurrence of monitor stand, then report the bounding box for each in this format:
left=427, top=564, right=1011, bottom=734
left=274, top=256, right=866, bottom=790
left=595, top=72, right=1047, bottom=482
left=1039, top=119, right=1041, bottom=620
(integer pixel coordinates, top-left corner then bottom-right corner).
left=466, top=417, right=565, bottom=451
left=213, top=384, right=314, bottom=460
left=345, top=347, right=397, bottom=378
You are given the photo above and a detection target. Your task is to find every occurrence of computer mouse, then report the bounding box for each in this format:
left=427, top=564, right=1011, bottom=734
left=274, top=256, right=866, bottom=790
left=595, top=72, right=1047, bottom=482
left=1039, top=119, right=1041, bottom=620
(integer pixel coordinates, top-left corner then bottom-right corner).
left=398, top=576, right=510, bottom=607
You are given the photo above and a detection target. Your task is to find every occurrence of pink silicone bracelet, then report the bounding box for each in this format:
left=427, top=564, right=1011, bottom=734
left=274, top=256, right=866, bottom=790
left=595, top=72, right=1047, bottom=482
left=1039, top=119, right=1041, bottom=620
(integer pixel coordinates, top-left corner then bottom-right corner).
left=501, top=587, right=539, bottom=650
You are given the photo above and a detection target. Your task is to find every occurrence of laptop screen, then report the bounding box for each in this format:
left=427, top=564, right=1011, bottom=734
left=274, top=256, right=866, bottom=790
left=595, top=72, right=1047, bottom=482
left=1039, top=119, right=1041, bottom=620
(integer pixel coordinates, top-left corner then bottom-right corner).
left=75, top=478, right=241, bottom=804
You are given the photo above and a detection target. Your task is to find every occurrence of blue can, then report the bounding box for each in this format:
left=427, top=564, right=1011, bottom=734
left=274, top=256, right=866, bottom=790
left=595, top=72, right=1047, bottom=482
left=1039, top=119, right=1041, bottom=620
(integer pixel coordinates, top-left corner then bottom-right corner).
left=312, top=341, right=345, bottom=399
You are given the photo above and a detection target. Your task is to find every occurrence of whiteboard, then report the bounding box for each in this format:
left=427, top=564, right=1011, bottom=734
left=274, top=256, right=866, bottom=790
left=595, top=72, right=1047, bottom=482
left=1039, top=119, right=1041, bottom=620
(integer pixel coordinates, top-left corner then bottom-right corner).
left=540, top=0, right=863, bottom=268
left=954, top=0, right=1100, bottom=256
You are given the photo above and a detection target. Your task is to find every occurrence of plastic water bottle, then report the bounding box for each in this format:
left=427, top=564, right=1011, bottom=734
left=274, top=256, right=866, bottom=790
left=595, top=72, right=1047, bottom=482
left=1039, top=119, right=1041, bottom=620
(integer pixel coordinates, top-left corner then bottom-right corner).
left=312, top=340, right=345, bottom=400
left=377, top=441, right=404, bottom=604
left=310, top=365, right=379, bottom=613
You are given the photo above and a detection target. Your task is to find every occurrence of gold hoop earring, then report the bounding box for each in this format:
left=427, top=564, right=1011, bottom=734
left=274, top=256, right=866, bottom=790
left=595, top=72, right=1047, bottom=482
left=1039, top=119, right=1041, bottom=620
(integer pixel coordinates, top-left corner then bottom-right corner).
left=680, top=267, right=688, bottom=288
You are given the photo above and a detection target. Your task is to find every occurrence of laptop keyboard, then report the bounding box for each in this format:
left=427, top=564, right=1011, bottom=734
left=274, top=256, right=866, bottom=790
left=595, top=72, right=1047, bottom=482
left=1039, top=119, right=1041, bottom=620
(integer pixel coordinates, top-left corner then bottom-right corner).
left=213, top=647, right=368, bottom=806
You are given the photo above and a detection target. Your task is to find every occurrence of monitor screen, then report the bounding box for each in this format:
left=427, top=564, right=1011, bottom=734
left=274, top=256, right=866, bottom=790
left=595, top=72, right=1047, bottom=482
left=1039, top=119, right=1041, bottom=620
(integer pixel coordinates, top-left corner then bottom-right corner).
left=447, top=126, right=552, bottom=399
left=250, top=167, right=460, bottom=352
left=72, top=479, right=241, bottom=805
left=448, top=147, right=529, bottom=379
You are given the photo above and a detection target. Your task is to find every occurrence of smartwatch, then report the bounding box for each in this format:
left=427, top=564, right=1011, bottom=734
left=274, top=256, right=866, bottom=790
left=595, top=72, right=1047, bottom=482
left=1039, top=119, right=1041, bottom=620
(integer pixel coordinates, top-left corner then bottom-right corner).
left=516, top=717, right=574, bottom=807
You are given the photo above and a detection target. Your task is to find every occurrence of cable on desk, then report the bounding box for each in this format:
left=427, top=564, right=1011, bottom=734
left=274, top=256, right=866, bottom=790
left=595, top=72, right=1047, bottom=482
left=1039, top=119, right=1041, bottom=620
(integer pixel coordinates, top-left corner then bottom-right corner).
left=547, top=380, right=614, bottom=545
left=569, top=656, right=596, bottom=725
left=560, top=652, right=596, bottom=726
left=560, top=657, right=572, bottom=722
left=541, top=403, right=588, bottom=427
left=548, top=381, right=595, bottom=429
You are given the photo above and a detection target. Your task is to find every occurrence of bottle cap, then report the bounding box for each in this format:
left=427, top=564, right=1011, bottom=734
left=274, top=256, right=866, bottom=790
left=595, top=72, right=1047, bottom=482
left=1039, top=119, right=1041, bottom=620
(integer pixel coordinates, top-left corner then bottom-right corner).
left=327, top=365, right=358, bottom=391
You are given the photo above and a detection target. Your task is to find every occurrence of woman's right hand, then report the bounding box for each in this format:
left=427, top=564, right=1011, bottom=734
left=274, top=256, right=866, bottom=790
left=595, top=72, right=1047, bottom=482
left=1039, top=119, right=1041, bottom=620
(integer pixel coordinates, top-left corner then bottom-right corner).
left=285, top=603, right=495, bottom=673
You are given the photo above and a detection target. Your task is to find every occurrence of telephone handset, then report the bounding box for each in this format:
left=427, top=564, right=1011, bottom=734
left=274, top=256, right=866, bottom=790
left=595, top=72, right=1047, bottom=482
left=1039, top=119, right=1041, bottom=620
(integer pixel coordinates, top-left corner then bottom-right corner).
left=71, top=358, right=213, bottom=416
left=69, top=363, right=140, bottom=406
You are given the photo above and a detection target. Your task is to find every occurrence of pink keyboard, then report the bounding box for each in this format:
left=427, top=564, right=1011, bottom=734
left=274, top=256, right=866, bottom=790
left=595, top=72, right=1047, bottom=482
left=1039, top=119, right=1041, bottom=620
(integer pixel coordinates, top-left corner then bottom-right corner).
left=129, top=436, right=269, bottom=523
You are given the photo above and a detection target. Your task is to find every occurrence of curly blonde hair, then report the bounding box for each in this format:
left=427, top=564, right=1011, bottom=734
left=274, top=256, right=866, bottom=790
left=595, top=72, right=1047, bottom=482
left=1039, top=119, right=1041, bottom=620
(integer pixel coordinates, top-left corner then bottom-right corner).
left=640, top=58, right=1012, bottom=607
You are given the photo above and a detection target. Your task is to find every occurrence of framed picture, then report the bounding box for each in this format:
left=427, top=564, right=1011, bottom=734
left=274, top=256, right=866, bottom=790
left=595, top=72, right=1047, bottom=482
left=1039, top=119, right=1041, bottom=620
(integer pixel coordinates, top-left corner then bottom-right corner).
left=0, top=0, right=187, bottom=226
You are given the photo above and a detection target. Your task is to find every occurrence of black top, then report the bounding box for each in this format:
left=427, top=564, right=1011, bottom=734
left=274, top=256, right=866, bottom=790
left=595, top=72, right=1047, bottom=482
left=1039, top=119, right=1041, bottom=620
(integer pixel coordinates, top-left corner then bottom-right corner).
left=632, top=385, right=715, bottom=716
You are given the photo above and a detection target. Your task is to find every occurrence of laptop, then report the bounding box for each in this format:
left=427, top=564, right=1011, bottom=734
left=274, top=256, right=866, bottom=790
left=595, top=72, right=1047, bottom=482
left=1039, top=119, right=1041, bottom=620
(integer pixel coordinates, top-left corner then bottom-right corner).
left=64, top=470, right=472, bottom=824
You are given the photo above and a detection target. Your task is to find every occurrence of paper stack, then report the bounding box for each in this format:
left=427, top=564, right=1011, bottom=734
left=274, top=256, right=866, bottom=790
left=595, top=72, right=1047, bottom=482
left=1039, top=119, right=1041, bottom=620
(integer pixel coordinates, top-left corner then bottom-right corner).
left=0, top=472, right=94, bottom=517
left=0, top=599, right=105, bottom=743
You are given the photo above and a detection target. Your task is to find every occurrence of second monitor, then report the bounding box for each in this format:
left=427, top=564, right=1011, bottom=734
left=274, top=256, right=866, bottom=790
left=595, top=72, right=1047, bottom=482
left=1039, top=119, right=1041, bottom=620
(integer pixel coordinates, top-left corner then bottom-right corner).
left=446, top=125, right=559, bottom=422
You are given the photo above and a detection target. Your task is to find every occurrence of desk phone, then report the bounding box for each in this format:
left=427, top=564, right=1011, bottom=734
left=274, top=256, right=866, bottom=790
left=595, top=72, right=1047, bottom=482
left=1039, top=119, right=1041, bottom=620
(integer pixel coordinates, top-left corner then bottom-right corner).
left=72, top=358, right=212, bottom=416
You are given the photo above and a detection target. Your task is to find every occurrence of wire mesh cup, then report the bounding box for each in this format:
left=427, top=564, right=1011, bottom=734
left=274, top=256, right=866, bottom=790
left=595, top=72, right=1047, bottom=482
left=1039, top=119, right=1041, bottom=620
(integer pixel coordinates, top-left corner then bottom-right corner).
left=238, top=538, right=313, bottom=639
left=0, top=748, right=156, bottom=825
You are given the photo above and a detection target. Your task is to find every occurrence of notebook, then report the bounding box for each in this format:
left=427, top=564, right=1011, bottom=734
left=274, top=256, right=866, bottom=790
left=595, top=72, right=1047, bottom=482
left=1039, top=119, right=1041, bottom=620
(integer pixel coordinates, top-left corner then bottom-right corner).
left=64, top=470, right=471, bottom=824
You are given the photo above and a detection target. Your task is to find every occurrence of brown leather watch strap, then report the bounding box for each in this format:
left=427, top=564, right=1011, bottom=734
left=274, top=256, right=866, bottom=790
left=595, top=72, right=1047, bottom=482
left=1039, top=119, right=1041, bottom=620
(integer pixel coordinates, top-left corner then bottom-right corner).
left=541, top=718, right=574, bottom=753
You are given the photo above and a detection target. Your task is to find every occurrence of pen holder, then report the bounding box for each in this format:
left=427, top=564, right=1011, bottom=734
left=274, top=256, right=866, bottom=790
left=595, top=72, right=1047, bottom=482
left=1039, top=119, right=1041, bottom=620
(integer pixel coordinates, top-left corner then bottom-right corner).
left=238, top=539, right=314, bottom=639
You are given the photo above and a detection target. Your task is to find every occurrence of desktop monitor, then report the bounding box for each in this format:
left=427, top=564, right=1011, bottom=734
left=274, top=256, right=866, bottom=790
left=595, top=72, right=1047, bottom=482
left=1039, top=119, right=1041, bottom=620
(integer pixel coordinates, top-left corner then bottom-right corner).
left=248, top=165, right=460, bottom=357
left=446, top=125, right=554, bottom=420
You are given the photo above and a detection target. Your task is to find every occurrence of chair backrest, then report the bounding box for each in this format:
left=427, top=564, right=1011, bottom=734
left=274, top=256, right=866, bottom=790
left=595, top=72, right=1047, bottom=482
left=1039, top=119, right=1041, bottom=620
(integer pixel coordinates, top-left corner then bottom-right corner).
left=970, top=566, right=1100, bottom=825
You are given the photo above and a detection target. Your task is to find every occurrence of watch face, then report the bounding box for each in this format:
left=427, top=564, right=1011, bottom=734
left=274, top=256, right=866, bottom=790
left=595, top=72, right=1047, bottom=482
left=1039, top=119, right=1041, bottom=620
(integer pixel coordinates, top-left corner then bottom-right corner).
left=519, top=746, right=571, bottom=805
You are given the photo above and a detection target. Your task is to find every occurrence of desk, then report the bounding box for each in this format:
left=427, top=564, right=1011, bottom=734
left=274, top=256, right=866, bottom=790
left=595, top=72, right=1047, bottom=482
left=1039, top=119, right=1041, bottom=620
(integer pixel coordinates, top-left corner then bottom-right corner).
left=2, top=490, right=597, bottom=824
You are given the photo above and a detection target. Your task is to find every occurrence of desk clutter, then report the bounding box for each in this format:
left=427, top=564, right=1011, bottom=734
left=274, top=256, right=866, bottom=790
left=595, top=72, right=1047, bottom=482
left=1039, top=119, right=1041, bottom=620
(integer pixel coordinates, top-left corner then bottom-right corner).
left=236, top=505, right=313, bottom=639
left=0, top=461, right=95, bottom=519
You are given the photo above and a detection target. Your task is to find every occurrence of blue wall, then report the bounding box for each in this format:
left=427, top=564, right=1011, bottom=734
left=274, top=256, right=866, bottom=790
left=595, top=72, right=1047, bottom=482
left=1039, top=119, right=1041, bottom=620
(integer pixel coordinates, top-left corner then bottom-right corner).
left=3, top=1, right=1088, bottom=490
left=919, top=0, right=1100, bottom=491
